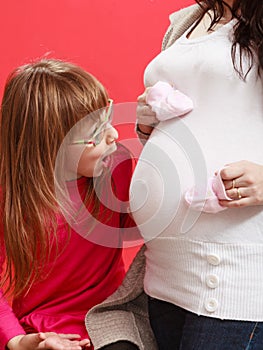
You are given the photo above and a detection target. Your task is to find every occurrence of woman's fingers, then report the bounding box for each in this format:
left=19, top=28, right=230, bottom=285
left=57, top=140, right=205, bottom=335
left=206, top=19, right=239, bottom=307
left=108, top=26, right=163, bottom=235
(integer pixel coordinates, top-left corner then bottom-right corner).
left=217, top=161, right=263, bottom=207
left=220, top=161, right=246, bottom=181
left=136, top=89, right=158, bottom=127
left=225, top=186, right=247, bottom=200
left=137, top=87, right=151, bottom=103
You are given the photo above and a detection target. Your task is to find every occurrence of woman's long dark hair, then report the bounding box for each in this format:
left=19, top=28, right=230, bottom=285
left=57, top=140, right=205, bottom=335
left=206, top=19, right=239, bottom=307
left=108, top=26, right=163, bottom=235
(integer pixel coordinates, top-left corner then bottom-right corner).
left=196, top=0, right=263, bottom=79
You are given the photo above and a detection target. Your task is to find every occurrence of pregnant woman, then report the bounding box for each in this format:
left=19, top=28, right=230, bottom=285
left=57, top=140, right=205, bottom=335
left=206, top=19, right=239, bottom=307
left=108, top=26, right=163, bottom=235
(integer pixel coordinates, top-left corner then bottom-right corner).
left=132, top=0, right=263, bottom=349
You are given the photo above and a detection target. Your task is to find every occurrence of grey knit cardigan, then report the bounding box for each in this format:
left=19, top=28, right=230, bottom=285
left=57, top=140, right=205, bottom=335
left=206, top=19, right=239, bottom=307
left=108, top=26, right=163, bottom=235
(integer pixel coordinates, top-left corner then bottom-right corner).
left=85, top=4, right=203, bottom=350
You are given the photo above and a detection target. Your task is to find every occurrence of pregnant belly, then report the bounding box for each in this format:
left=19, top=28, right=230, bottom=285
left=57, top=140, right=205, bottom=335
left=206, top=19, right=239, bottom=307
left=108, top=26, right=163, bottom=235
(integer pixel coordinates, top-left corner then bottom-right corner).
left=130, top=123, right=208, bottom=240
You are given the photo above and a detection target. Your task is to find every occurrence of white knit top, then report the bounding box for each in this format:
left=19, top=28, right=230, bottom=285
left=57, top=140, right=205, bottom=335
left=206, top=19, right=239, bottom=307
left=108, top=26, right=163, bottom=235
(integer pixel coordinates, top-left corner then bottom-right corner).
left=130, top=18, right=263, bottom=320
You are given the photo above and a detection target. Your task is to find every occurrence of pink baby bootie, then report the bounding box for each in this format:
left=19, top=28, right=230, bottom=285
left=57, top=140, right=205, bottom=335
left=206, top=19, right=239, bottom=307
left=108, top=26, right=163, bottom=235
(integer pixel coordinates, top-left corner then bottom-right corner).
left=184, top=168, right=232, bottom=214
left=146, top=81, right=193, bottom=121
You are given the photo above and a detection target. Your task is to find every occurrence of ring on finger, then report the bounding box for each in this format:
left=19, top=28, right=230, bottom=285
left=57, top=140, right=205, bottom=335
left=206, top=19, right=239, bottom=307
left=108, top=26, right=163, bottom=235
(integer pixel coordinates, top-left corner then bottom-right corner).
left=236, top=187, right=242, bottom=199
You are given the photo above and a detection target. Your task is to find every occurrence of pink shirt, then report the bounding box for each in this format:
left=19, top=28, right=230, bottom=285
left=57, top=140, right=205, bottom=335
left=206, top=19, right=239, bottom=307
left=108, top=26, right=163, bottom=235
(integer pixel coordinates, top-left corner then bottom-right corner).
left=0, top=144, right=138, bottom=349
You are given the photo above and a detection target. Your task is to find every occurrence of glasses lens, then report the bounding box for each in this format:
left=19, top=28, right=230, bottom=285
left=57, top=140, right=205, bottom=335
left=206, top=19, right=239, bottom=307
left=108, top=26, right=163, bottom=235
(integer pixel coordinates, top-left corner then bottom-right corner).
left=71, top=100, right=113, bottom=147
left=91, top=100, right=113, bottom=145
left=93, top=129, right=104, bottom=146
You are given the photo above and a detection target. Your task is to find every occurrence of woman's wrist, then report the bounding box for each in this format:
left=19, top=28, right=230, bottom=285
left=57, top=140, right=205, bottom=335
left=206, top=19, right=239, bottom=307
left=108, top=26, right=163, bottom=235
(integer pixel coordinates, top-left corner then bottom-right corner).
left=136, top=123, right=153, bottom=136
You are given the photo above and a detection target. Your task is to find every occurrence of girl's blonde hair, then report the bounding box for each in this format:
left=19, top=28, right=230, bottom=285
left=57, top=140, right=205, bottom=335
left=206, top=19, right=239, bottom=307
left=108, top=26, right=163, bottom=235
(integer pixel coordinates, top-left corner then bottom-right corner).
left=0, top=58, right=108, bottom=296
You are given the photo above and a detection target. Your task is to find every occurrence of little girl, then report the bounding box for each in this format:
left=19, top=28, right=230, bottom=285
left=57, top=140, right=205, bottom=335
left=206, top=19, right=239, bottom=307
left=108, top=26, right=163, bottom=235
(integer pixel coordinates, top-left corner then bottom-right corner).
left=0, top=59, right=139, bottom=350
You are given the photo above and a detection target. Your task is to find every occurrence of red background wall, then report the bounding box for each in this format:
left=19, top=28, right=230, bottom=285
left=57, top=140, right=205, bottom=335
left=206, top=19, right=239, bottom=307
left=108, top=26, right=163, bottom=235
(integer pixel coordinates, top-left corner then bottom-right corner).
left=0, top=0, right=194, bottom=267
left=0, top=0, right=193, bottom=102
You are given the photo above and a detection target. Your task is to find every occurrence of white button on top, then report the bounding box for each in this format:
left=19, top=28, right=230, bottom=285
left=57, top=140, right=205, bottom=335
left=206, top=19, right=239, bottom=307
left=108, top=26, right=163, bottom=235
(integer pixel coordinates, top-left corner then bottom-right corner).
left=206, top=274, right=219, bottom=289
left=207, top=254, right=221, bottom=266
left=204, top=298, right=218, bottom=313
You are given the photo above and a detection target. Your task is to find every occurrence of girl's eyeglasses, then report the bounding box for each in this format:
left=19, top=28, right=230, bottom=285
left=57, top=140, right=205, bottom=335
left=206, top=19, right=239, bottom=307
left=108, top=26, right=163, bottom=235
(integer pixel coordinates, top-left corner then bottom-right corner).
left=71, top=99, right=113, bottom=147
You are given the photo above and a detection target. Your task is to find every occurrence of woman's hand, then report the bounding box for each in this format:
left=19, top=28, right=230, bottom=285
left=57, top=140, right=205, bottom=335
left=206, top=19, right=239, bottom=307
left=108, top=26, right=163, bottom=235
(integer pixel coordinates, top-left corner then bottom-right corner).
left=7, top=332, right=90, bottom=350
left=219, top=160, right=263, bottom=208
left=136, top=89, right=158, bottom=136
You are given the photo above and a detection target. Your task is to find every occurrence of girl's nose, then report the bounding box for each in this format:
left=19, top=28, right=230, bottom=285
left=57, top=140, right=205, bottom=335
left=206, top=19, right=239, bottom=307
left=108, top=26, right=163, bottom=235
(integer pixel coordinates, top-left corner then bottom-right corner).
left=105, top=124, right=118, bottom=144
